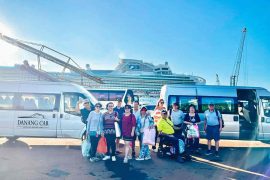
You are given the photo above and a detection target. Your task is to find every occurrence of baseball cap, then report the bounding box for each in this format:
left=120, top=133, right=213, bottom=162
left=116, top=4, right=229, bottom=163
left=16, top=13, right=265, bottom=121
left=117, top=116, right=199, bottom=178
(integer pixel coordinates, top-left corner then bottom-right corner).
left=83, top=99, right=90, bottom=104
left=209, top=102, right=215, bottom=106
left=161, top=109, right=167, bottom=114
left=140, top=107, right=147, bottom=112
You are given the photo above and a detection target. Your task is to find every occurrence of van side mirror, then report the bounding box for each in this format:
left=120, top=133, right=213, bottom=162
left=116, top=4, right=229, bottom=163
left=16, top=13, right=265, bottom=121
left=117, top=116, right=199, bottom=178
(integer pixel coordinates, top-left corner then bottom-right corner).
left=261, top=117, right=265, bottom=122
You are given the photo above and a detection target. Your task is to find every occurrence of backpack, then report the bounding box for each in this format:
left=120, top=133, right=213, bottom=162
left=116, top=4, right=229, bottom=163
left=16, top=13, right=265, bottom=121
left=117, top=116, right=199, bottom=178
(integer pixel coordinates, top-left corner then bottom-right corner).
left=81, top=116, right=87, bottom=124
left=215, top=110, right=224, bottom=128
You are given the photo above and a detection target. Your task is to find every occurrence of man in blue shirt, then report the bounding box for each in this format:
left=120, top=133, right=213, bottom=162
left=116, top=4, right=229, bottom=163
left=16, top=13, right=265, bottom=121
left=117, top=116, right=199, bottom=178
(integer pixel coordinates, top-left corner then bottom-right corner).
left=114, top=99, right=125, bottom=154
left=204, top=103, right=223, bottom=157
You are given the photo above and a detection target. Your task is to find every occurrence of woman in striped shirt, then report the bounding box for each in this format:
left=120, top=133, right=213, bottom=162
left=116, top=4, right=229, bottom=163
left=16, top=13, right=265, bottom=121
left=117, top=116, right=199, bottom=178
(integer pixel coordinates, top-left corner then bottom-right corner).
left=102, top=102, right=119, bottom=162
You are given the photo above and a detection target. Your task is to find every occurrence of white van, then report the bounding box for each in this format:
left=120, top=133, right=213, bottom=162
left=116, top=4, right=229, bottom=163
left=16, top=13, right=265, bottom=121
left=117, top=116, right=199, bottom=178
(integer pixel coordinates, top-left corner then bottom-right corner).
left=0, top=81, right=98, bottom=139
left=160, top=85, right=270, bottom=140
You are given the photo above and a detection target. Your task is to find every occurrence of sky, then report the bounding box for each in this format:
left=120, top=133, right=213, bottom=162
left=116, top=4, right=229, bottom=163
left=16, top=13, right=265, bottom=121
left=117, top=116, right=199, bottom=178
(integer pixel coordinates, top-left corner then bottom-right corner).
left=0, top=0, right=269, bottom=89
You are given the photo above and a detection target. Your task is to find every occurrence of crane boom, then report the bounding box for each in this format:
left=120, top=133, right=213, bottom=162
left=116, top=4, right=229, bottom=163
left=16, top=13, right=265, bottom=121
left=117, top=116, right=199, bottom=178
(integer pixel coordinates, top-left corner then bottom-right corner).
left=230, top=28, right=247, bottom=86
left=0, top=33, right=103, bottom=84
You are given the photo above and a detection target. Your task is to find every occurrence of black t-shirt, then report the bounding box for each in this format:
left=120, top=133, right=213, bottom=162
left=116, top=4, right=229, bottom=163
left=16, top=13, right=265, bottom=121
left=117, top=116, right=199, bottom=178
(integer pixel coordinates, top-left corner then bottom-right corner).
left=184, top=113, right=201, bottom=124
left=80, top=108, right=91, bottom=124
left=113, top=106, right=125, bottom=123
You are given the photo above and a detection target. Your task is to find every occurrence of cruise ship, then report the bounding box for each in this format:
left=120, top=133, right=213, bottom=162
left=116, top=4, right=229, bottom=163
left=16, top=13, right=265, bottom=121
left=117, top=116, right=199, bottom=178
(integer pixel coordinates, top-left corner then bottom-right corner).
left=0, top=59, right=205, bottom=97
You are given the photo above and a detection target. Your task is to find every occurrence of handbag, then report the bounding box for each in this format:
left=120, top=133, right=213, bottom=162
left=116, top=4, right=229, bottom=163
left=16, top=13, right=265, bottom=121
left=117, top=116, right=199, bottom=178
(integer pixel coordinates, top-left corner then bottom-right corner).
left=97, top=137, right=107, bottom=154
left=187, top=124, right=200, bottom=138
left=81, top=139, right=91, bottom=157
left=115, top=122, right=121, bottom=138
left=142, top=127, right=156, bottom=145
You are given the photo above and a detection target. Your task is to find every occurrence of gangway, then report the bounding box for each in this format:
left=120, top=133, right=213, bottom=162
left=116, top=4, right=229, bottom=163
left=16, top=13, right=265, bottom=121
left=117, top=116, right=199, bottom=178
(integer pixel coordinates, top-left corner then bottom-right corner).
left=0, top=33, right=103, bottom=84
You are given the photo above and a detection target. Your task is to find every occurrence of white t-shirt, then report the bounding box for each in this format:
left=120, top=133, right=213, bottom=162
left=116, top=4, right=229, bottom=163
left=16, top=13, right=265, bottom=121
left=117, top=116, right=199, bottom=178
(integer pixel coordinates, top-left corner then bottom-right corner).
left=133, top=109, right=140, bottom=121
left=170, top=109, right=184, bottom=125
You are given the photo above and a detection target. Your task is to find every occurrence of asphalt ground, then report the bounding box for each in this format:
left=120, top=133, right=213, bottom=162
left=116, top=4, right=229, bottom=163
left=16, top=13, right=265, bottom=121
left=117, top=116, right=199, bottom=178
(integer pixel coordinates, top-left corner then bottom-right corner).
left=0, top=138, right=270, bottom=180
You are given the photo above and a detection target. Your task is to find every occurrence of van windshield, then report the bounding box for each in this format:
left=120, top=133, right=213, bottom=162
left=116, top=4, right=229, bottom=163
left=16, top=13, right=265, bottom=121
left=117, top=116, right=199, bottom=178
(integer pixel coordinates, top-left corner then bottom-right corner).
left=77, top=86, right=98, bottom=105
left=261, top=97, right=270, bottom=117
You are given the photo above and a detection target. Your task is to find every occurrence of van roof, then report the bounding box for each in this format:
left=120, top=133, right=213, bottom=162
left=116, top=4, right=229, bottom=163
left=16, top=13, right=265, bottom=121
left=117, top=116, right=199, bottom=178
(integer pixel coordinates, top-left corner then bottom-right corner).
left=162, top=84, right=268, bottom=91
left=0, top=80, right=75, bottom=86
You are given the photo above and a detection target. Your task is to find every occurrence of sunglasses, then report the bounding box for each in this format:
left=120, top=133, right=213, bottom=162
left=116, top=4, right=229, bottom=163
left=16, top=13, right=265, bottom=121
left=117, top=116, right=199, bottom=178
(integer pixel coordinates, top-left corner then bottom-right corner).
left=160, top=102, right=164, bottom=104
left=84, top=102, right=89, bottom=105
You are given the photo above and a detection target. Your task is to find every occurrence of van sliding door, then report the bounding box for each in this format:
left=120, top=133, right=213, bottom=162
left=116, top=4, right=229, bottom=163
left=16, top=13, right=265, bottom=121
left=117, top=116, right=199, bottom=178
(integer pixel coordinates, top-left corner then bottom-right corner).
left=197, top=87, right=239, bottom=139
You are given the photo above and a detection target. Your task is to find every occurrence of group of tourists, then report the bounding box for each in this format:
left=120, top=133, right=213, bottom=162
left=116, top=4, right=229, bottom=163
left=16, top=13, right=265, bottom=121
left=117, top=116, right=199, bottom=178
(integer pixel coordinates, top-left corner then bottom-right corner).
left=78, top=97, right=223, bottom=163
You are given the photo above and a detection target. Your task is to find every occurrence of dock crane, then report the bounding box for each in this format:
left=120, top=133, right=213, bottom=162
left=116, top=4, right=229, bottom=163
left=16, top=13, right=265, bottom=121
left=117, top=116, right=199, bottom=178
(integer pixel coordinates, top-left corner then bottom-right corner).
left=230, top=28, right=247, bottom=86
left=0, top=33, right=103, bottom=84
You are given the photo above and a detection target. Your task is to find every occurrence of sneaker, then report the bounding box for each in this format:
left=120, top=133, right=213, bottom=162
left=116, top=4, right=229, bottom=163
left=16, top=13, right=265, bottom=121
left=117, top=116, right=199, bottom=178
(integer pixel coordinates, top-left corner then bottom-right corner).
left=152, top=149, right=158, bottom=153
left=102, top=155, right=111, bottom=161
left=123, top=158, right=128, bottom=163
left=89, top=158, right=95, bottom=162
left=145, top=157, right=151, bottom=160
left=136, top=157, right=144, bottom=161
left=112, top=156, right=116, bottom=161
left=128, top=155, right=132, bottom=160
left=205, top=150, right=212, bottom=156
left=215, top=151, right=220, bottom=157
left=92, top=157, right=100, bottom=162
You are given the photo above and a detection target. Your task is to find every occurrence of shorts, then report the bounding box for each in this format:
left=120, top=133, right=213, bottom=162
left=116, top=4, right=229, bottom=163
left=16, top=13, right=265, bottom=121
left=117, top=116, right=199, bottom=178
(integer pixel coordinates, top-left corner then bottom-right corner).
left=123, top=136, right=134, bottom=141
left=206, top=125, right=220, bottom=141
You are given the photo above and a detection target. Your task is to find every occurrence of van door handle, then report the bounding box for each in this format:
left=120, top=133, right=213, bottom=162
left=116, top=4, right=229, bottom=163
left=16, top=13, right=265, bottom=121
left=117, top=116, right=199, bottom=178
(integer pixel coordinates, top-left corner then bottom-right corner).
left=52, top=114, right=56, bottom=118
left=60, top=114, right=63, bottom=118
left=233, top=116, right=239, bottom=121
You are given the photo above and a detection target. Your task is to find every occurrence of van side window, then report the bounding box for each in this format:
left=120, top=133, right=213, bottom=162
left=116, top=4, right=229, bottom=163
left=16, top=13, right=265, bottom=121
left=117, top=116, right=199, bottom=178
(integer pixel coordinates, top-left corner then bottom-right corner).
left=201, top=97, right=237, bottom=114
left=0, top=93, right=15, bottom=110
left=109, top=91, right=125, bottom=101
left=64, top=93, right=86, bottom=116
left=261, top=97, right=270, bottom=117
left=19, top=94, right=59, bottom=111
left=168, top=95, right=198, bottom=113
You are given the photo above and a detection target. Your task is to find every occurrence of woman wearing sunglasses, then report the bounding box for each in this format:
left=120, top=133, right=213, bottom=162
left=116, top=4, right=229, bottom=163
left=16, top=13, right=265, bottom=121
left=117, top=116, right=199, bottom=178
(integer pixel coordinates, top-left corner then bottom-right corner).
left=86, top=103, right=103, bottom=162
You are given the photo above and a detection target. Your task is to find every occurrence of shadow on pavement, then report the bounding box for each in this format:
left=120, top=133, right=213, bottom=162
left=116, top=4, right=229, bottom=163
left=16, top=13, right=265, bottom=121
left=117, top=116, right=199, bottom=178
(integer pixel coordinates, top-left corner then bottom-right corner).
left=0, top=138, right=29, bottom=148
left=104, top=158, right=150, bottom=180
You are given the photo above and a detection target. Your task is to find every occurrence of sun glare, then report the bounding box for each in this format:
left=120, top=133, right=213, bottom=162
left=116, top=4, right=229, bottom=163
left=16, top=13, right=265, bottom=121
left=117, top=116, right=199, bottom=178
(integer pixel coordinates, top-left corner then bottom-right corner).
left=0, top=22, right=19, bottom=66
